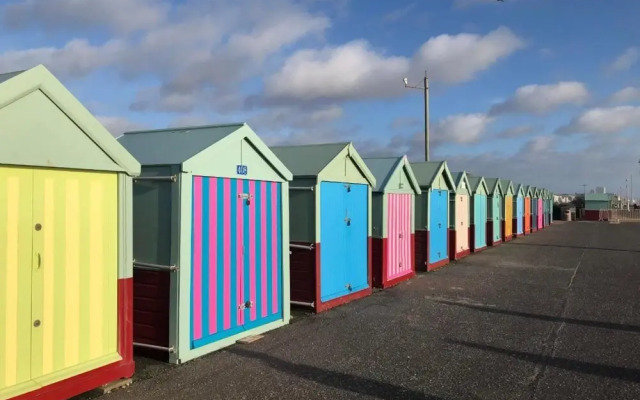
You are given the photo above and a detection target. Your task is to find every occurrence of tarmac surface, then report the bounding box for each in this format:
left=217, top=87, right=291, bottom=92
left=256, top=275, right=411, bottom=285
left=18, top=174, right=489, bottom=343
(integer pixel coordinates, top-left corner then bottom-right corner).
left=79, top=221, right=640, bottom=400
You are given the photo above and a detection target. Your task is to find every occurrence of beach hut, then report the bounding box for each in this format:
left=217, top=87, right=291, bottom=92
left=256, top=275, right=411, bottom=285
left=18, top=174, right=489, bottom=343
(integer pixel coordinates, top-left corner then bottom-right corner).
left=531, top=187, right=539, bottom=232
left=500, top=180, right=515, bottom=242
left=450, top=172, right=472, bottom=261
left=485, top=178, right=503, bottom=246
left=412, top=161, right=456, bottom=271
left=271, top=143, right=375, bottom=313
left=467, top=176, right=489, bottom=253
left=523, top=185, right=532, bottom=234
left=546, top=190, right=553, bottom=225
left=0, top=65, right=140, bottom=400
left=513, top=183, right=525, bottom=237
left=364, top=156, right=421, bottom=288
left=536, top=189, right=544, bottom=229
left=118, top=123, right=292, bottom=364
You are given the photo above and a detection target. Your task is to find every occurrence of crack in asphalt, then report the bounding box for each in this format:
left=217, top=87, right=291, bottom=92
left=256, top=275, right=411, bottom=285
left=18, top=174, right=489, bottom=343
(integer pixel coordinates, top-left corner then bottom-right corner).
left=528, top=224, right=595, bottom=400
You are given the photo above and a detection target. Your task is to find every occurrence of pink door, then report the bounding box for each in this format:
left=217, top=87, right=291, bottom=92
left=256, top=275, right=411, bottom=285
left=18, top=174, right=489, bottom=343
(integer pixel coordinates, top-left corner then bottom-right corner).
left=386, top=194, right=413, bottom=281
left=537, top=199, right=543, bottom=227
left=456, top=195, right=470, bottom=252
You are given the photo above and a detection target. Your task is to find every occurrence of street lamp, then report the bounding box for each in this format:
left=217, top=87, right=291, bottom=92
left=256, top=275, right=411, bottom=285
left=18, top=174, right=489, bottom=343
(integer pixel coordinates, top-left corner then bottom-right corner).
left=403, top=71, right=430, bottom=162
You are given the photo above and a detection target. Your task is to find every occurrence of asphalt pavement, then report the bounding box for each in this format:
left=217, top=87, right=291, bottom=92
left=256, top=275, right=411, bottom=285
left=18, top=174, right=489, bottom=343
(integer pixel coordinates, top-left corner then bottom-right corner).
left=78, top=221, right=640, bottom=400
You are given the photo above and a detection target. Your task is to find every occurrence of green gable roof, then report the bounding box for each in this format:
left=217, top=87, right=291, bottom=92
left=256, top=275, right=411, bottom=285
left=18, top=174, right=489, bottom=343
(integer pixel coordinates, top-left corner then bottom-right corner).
left=467, top=176, right=489, bottom=195
left=363, top=155, right=421, bottom=194
left=0, top=64, right=140, bottom=176
left=119, top=123, right=292, bottom=180
left=271, top=142, right=346, bottom=177
left=119, top=123, right=242, bottom=165
left=271, top=142, right=375, bottom=186
left=411, top=161, right=455, bottom=190
left=484, top=178, right=503, bottom=196
left=500, top=179, right=514, bottom=196
left=452, top=171, right=471, bottom=194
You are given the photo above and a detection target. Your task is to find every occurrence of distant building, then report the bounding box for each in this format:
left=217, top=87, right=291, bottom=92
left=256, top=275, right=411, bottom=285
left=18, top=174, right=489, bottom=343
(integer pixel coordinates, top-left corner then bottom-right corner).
left=554, top=194, right=575, bottom=204
left=595, top=186, right=606, bottom=194
left=584, top=193, right=616, bottom=220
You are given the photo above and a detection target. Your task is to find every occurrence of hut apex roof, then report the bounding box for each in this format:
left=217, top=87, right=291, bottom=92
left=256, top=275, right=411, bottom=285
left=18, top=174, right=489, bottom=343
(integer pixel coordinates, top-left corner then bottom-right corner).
left=411, top=161, right=451, bottom=188
left=363, top=156, right=421, bottom=194
left=485, top=178, right=500, bottom=192
left=271, top=142, right=376, bottom=186
left=119, top=123, right=245, bottom=165
left=270, top=142, right=348, bottom=177
left=0, top=70, right=25, bottom=84
left=467, top=176, right=487, bottom=193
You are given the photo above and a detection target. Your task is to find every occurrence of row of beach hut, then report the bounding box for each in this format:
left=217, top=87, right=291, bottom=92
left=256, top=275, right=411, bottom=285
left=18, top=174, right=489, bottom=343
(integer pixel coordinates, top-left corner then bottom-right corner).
left=0, top=66, right=554, bottom=400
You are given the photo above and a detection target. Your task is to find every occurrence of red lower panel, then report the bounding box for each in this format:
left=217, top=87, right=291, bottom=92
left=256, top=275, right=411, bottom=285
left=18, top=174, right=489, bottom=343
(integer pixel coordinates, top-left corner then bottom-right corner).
left=486, top=221, right=502, bottom=246
left=290, top=241, right=318, bottom=304
left=133, top=269, right=170, bottom=361
left=470, top=224, right=476, bottom=252
left=584, top=210, right=600, bottom=221
left=371, top=237, right=385, bottom=288
left=12, top=278, right=135, bottom=400
left=512, top=218, right=519, bottom=238
left=414, top=230, right=428, bottom=272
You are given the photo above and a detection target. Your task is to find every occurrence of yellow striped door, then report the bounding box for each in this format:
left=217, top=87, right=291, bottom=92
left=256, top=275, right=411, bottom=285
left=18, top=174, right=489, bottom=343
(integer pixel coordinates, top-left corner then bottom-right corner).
left=0, top=167, right=34, bottom=393
left=31, top=169, right=120, bottom=384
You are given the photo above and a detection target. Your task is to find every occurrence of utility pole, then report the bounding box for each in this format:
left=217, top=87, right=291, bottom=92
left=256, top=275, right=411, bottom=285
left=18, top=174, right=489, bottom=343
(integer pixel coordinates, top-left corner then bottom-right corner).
left=404, top=71, right=430, bottom=162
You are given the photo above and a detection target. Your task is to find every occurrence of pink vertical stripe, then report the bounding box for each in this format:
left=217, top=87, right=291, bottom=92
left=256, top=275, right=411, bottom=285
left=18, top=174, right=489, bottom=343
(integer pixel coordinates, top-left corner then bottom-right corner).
left=271, top=182, right=278, bottom=314
left=192, top=177, right=203, bottom=340
left=249, top=180, right=257, bottom=321
left=236, top=182, right=244, bottom=325
left=260, top=181, right=268, bottom=318
left=387, top=194, right=413, bottom=280
left=209, top=179, right=217, bottom=334
left=223, top=179, right=231, bottom=330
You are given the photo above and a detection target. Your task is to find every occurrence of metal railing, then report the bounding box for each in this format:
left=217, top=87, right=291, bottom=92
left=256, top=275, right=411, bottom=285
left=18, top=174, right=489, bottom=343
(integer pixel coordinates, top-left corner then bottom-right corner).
left=599, top=209, right=640, bottom=222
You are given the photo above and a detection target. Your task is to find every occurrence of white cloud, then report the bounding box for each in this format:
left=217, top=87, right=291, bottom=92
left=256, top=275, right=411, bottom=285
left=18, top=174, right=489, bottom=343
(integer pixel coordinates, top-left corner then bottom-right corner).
left=557, top=106, right=640, bottom=134
left=608, top=47, right=639, bottom=72
left=2, top=0, right=169, bottom=34
left=432, top=113, right=494, bottom=144
left=490, top=81, right=589, bottom=115
left=264, top=27, right=524, bottom=104
left=0, top=39, right=124, bottom=78
left=609, top=86, right=640, bottom=104
left=496, top=124, right=537, bottom=138
left=413, top=26, right=525, bottom=84
left=97, top=116, right=147, bottom=137
left=264, top=40, right=410, bottom=103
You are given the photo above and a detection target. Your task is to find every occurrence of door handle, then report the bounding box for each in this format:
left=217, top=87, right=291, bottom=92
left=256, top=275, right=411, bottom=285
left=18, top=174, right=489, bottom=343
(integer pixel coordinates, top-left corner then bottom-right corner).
left=35, top=253, right=41, bottom=269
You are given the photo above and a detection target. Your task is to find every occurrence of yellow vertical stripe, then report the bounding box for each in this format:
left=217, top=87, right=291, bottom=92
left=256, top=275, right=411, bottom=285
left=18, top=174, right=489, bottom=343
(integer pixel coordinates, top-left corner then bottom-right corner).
left=4, top=177, right=18, bottom=386
left=42, top=179, right=54, bottom=375
left=64, top=179, right=80, bottom=367
left=89, top=181, right=104, bottom=358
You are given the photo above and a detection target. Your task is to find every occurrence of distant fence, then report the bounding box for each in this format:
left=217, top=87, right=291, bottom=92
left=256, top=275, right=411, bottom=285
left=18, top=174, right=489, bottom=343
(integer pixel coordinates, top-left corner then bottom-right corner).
left=598, top=209, right=640, bottom=222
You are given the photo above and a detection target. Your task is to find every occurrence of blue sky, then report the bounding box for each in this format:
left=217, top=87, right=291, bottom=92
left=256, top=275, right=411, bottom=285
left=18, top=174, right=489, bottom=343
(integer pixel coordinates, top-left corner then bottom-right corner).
left=1, top=0, right=640, bottom=195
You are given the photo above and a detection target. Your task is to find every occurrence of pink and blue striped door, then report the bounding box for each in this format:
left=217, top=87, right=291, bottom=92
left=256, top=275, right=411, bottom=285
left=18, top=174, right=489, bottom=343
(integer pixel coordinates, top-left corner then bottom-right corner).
left=190, top=176, right=282, bottom=349
left=386, top=194, right=412, bottom=281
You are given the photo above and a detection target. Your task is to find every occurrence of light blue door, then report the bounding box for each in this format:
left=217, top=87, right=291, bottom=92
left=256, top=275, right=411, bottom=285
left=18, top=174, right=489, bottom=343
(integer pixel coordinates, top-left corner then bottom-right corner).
left=516, top=198, right=524, bottom=234
left=320, top=182, right=368, bottom=302
left=429, top=190, right=448, bottom=263
left=474, top=195, right=486, bottom=249
left=345, top=184, right=368, bottom=293
left=320, top=182, right=346, bottom=302
left=492, top=197, right=501, bottom=242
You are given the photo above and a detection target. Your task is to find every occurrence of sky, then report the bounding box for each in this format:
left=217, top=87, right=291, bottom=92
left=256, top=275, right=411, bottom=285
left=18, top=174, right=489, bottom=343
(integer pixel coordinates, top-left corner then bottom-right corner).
left=1, top=0, right=639, bottom=195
